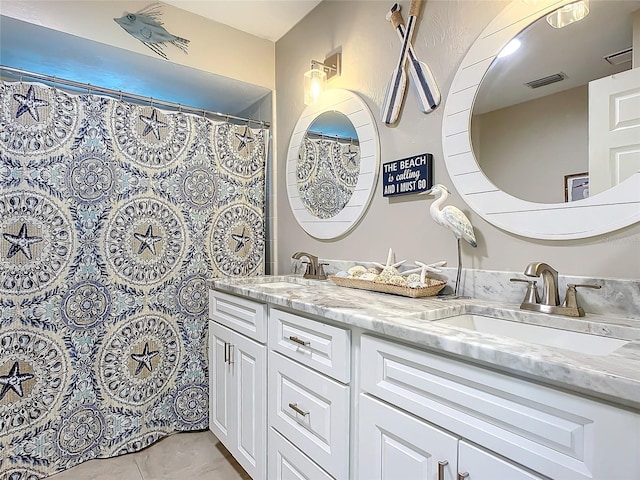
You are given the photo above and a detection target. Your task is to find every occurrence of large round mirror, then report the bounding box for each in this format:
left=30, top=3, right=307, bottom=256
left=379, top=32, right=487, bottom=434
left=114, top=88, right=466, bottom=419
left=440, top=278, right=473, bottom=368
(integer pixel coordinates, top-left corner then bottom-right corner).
left=286, top=89, right=379, bottom=239
left=471, top=1, right=638, bottom=204
left=442, top=0, right=640, bottom=239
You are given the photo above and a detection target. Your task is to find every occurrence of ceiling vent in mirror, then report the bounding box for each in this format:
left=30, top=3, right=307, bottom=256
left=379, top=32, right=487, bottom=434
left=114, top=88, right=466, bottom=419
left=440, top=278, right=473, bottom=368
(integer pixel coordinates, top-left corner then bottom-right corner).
left=604, top=47, right=632, bottom=66
left=525, top=72, right=567, bottom=89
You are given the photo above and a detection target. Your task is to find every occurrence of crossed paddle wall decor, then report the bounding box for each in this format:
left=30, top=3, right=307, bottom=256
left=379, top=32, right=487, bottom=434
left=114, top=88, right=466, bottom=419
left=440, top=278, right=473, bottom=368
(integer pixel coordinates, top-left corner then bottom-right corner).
left=382, top=0, right=441, bottom=125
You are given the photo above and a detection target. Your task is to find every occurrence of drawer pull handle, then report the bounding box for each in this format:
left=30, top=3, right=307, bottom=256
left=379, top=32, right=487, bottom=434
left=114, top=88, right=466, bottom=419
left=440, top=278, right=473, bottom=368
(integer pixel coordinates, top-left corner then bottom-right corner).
left=289, top=336, right=310, bottom=346
left=457, top=473, right=469, bottom=480
left=438, top=460, right=448, bottom=480
left=288, top=402, right=309, bottom=416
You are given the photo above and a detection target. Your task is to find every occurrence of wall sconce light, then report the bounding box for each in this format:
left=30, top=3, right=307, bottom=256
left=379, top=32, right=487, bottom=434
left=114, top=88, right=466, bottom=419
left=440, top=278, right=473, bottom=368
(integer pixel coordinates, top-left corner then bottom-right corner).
left=304, top=53, right=341, bottom=106
left=546, top=0, right=589, bottom=29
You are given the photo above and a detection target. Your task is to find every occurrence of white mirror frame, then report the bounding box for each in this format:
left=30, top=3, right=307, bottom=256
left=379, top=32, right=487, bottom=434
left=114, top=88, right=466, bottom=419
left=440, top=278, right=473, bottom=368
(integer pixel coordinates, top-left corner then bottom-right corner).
left=442, top=0, right=640, bottom=240
left=286, top=89, right=380, bottom=239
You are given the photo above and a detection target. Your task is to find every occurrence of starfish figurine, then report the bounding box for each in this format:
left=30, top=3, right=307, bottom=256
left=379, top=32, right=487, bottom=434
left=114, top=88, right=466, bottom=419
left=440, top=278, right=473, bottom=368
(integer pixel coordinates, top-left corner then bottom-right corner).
left=3, top=223, right=43, bottom=260
left=403, top=260, right=447, bottom=282
left=134, top=225, right=162, bottom=255
left=13, top=85, right=49, bottom=122
left=231, top=226, right=251, bottom=253
left=130, top=342, right=159, bottom=375
left=234, top=127, right=255, bottom=152
left=139, top=108, right=168, bottom=140
left=0, top=361, right=35, bottom=400
left=371, top=248, right=406, bottom=271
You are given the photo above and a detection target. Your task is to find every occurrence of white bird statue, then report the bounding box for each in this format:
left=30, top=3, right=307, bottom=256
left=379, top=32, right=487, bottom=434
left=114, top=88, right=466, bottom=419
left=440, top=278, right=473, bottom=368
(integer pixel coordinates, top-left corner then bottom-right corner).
left=422, top=184, right=477, bottom=297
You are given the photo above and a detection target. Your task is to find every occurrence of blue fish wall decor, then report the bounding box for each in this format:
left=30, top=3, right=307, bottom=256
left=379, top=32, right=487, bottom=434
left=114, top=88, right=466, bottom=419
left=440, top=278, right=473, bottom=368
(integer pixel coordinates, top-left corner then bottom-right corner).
left=114, top=3, right=190, bottom=60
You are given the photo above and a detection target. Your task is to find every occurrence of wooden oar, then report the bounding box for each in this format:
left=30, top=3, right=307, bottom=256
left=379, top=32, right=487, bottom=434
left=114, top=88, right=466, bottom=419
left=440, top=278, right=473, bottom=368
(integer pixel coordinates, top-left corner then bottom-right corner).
left=387, top=3, right=440, bottom=113
left=381, top=0, right=422, bottom=125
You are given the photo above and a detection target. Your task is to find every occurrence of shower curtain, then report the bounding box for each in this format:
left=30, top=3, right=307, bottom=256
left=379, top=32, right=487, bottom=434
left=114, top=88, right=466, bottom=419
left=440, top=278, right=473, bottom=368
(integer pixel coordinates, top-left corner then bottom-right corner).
left=296, top=136, right=361, bottom=219
left=0, top=81, right=267, bottom=479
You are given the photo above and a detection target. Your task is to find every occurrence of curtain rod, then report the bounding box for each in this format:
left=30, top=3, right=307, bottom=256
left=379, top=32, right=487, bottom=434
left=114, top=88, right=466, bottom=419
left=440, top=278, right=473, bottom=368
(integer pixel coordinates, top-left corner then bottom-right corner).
left=306, top=129, right=359, bottom=144
left=0, top=65, right=271, bottom=128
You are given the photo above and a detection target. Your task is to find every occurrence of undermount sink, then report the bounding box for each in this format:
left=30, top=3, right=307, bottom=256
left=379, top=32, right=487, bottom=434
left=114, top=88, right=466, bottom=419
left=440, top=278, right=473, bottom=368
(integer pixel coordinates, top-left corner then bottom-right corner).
left=244, top=276, right=319, bottom=289
left=253, top=281, right=304, bottom=289
left=435, top=315, right=628, bottom=356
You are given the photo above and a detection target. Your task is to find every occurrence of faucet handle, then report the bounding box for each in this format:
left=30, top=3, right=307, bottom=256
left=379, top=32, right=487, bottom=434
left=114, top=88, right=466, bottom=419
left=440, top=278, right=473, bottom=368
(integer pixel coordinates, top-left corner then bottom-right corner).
left=316, top=263, right=328, bottom=280
left=510, top=278, right=540, bottom=304
left=570, top=283, right=602, bottom=290
left=561, top=283, right=601, bottom=316
left=301, top=261, right=314, bottom=277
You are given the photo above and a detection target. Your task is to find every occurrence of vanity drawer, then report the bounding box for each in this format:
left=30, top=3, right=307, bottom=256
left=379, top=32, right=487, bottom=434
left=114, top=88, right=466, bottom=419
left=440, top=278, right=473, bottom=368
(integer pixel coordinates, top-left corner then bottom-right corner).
left=269, top=428, right=335, bottom=480
left=209, top=290, right=267, bottom=343
left=269, top=351, right=349, bottom=480
left=360, top=335, right=640, bottom=480
left=269, top=308, right=350, bottom=383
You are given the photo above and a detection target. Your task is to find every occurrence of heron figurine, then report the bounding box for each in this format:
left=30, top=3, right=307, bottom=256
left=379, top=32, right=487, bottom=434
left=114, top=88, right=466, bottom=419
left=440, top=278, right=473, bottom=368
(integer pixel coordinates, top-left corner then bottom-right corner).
left=422, top=184, right=477, bottom=297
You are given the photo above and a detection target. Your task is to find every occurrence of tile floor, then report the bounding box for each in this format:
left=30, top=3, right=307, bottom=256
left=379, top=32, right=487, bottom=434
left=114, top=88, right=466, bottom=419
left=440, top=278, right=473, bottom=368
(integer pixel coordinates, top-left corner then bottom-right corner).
left=48, top=431, right=251, bottom=480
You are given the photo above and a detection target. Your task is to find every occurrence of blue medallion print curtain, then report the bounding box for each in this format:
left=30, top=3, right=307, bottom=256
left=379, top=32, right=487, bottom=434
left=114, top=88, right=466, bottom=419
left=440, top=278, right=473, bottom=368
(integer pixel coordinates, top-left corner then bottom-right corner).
left=296, top=135, right=360, bottom=218
left=0, top=81, right=267, bottom=479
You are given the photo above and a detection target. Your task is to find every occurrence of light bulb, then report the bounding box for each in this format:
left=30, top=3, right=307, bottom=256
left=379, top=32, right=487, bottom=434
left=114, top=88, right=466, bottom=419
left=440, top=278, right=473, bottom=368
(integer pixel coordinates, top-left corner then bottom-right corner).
left=304, top=68, right=327, bottom=106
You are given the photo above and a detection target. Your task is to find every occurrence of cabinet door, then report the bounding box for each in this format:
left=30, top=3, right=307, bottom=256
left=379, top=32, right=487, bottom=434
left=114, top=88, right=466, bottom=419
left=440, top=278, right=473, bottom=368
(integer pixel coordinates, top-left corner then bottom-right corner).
left=458, top=441, right=545, bottom=480
left=232, top=328, right=267, bottom=480
left=209, top=321, right=267, bottom=480
left=358, top=394, right=458, bottom=480
left=269, top=428, right=335, bottom=480
left=209, top=321, right=233, bottom=446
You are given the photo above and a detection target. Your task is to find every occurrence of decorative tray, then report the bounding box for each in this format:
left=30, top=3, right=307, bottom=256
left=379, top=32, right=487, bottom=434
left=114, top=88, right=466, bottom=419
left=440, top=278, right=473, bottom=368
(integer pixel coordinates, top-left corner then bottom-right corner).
left=328, top=275, right=447, bottom=298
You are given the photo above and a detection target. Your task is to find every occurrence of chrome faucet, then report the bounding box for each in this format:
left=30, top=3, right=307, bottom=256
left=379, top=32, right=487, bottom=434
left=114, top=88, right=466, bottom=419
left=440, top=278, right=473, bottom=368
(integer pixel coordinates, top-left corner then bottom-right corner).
left=291, top=252, right=327, bottom=280
left=511, top=262, right=601, bottom=317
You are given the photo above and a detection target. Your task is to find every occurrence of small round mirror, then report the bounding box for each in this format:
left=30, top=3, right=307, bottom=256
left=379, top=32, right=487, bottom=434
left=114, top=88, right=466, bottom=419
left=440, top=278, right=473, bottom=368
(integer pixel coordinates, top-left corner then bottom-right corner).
left=286, top=89, right=379, bottom=240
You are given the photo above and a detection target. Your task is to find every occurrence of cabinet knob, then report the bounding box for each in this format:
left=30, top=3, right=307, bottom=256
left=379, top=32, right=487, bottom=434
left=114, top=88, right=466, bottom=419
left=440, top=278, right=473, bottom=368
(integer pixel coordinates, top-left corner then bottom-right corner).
left=438, top=460, right=448, bottom=480
left=457, top=473, right=469, bottom=480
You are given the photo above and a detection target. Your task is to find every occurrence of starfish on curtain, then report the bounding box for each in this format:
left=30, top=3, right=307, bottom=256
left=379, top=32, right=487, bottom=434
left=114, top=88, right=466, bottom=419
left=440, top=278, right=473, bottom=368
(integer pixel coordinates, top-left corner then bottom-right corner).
left=130, top=342, right=159, bottom=375
left=234, top=127, right=255, bottom=152
left=134, top=225, right=162, bottom=255
left=13, top=85, right=49, bottom=121
left=3, top=223, right=43, bottom=260
left=139, top=108, right=168, bottom=140
left=0, top=361, right=34, bottom=400
left=231, top=227, right=251, bottom=253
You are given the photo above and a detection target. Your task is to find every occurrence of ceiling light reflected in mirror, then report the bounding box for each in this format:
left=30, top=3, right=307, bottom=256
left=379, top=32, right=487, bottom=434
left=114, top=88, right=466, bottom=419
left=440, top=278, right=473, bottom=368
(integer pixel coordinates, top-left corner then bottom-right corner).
left=546, top=0, right=590, bottom=29
left=497, top=39, right=521, bottom=58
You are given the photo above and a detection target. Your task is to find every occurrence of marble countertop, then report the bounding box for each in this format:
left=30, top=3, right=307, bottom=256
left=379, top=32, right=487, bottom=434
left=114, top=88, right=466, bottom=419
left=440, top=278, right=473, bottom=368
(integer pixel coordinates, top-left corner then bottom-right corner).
left=211, top=275, right=640, bottom=410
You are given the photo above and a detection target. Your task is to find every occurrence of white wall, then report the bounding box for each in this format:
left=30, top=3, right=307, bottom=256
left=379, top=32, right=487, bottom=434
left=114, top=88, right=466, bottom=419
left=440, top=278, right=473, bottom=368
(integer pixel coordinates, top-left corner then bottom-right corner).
left=275, top=0, right=640, bottom=280
left=1, top=0, right=275, bottom=90
left=475, top=86, right=588, bottom=204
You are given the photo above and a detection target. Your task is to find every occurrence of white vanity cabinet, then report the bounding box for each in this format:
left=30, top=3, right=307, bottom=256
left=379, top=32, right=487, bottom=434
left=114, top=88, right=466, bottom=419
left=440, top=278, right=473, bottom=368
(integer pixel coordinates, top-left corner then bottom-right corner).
left=359, top=334, right=640, bottom=480
left=268, top=308, right=351, bottom=480
left=208, top=291, right=268, bottom=480
left=359, top=393, right=543, bottom=480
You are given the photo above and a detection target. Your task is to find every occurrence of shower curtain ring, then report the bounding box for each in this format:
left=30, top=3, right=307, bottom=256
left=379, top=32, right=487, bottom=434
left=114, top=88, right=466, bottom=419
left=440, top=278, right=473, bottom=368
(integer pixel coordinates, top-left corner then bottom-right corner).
left=118, top=90, right=123, bottom=102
